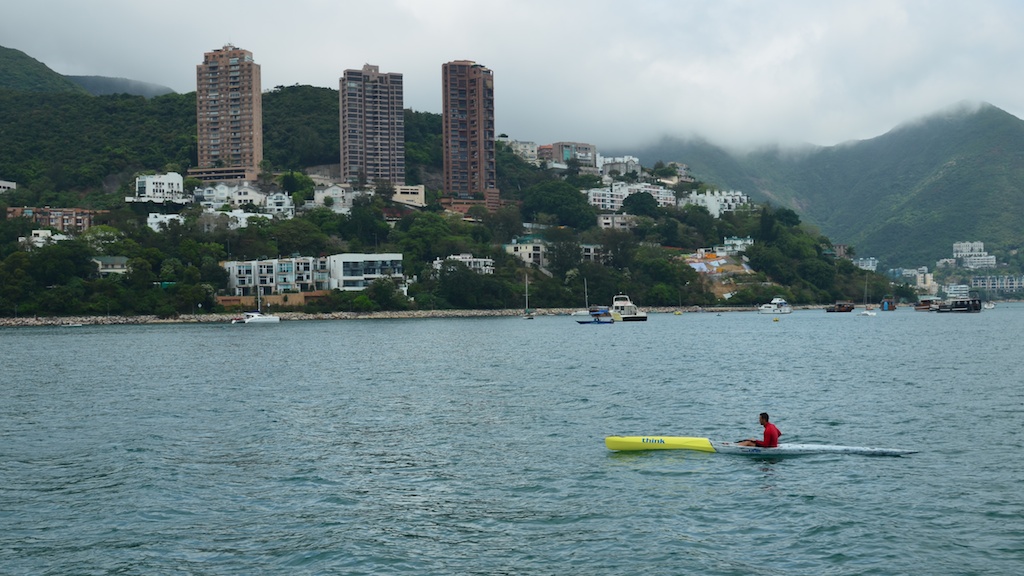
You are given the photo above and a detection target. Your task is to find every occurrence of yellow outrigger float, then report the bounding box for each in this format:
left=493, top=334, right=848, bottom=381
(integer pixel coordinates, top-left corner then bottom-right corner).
left=604, top=436, right=716, bottom=452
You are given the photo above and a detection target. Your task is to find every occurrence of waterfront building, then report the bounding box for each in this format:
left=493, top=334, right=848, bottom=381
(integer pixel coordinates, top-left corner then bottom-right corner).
left=224, top=257, right=330, bottom=296
left=340, top=64, right=405, bottom=186
left=324, top=253, right=405, bottom=292
left=191, top=44, right=263, bottom=182
left=970, top=275, right=1024, bottom=293
left=442, top=60, right=497, bottom=199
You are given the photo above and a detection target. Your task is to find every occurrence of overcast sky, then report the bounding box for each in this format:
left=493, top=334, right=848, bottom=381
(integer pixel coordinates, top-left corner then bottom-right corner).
left=4, top=0, right=1024, bottom=150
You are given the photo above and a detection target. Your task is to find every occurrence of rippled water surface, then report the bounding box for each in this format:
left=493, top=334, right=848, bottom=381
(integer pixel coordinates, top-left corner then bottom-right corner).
left=3, top=306, right=1023, bottom=574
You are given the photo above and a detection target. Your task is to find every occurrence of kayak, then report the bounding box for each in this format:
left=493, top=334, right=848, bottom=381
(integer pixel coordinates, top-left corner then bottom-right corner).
left=604, top=436, right=916, bottom=456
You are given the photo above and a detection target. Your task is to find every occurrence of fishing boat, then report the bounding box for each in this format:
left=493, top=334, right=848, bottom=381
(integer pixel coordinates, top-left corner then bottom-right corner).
left=914, top=297, right=940, bottom=311
left=610, top=294, right=647, bottom=321
left=758, top=297, right=792, bottom=314
left=604, top=436, right=916, bottom=457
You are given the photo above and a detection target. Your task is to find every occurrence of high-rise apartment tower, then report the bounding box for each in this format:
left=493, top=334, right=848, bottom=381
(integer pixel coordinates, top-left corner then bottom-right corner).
left=191, top=44, right=263, bottom=182
left=340, top=64, right=405, bottom=186
left=441, top=60, right=496, bottom=198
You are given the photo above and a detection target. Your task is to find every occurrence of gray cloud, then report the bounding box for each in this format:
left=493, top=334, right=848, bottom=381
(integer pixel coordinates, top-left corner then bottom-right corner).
left=4, top=0, right=1023, bottom=149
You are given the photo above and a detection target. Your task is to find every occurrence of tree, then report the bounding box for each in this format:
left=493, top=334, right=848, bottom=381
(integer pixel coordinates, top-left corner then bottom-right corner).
left=621, top=192, right=660, bottom=218
left=521, top=180, right=596, bottom=230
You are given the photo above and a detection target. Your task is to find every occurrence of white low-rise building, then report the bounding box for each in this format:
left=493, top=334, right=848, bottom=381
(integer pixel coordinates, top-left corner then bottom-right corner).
left=19, top=229, right=70, bottom=248
left=324, top=253, right=405, bottom=292
left=311, top=184, right=371, bottom=214
left=195, top=182, right=266, bottom=210
left=147, top=213, right=185, bottom=231
left=433, top=253, right=495, bottom=275
left=0, top=179, right=16, bottom=193
left=679, top=190, right=750, bottom=218
left=585, top=182, right=676, bottom=212
left=504, top=236, right=548, bottom=268
left=128, top=172, right=189, bottom=204
left=224, top=253, right=407, bottom=296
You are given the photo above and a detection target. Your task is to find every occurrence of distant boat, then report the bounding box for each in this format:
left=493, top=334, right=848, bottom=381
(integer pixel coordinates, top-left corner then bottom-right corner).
left=983, top=301, right=995, bottom=310
left=914, top=298, right=940, bottom=312
left=523, top=274, right=534, bottom=319
left=232, top=310, right=280, bottom=324
left=935, top=293, right=982, bottom=313
left=758, top=297, right=792, bottom=314
left=825, top=301, right=855, bottom=313
left=571, top=278, right=612, bottom=323
left=232, top=286, right=280, bottom=324
left=859, top=271, right=875, bottom=316
left=611, top=294, right=647, bottom=321
left=880, top=297, right=898, bottom=311
left=575, top=306, right=617, bottom=324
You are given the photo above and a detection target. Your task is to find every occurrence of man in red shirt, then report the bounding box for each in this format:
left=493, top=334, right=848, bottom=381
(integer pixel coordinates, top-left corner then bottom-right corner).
left=738, top=412, right=781, bottom=447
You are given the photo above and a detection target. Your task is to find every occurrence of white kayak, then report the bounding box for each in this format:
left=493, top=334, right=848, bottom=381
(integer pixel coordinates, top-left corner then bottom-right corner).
left=709, top=440, right=917, bottom=457
left=604, top=436, right=916, bottom=456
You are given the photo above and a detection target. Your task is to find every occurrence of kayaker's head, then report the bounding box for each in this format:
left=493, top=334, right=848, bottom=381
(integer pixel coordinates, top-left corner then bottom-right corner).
left=759, top=412, right=770, bottom=425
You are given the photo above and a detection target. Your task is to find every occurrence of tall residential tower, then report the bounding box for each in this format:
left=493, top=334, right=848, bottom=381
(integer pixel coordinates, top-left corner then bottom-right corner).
left=441, top=60, right=496, bottom=198
left=340, top=64, right=405, bottom=186
left=191, top=44, right=263, bottom=182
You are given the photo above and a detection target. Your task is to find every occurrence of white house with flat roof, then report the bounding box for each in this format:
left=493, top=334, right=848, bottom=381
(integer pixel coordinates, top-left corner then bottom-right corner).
left=128, top=172, right=188, bottom=204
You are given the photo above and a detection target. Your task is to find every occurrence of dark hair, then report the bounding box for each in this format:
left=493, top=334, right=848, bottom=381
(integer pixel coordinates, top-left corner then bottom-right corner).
left=760, top=412, right=770, bottom=421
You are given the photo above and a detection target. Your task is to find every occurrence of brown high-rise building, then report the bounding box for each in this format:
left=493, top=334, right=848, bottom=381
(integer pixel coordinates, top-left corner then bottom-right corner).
left=191, top=44, right=263, bottom=182
left=340, top=64, right=405, bottom=186
left=442, top=60, right=496, bottom=198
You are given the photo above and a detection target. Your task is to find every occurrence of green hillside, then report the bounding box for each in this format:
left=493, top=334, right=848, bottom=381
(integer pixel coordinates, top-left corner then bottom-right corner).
left=66, top=75, right=176, bottom=98
left=631, top=103, right=1024, bottom=268
left=0, top=45, right=89, bottom=94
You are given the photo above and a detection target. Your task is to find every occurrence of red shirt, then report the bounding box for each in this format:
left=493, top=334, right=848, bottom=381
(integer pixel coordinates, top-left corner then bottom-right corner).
left=755, top=422, right=781, bottom=447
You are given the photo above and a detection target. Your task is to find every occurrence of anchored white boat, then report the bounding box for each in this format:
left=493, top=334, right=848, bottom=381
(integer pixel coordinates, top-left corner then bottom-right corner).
left=758, top=297, right=792, bottom=314
left=232, top=286, right=280, bottom=324
left=232, top=310, right=280, bottom=324
left=611, top=294, right=648, bottom=321
left=604, top=436, right=916, bottom=457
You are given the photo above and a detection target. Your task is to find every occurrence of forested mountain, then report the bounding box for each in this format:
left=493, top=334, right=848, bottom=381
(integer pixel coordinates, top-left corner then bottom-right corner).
left=66, top=76, right=176, bottom=98
left=0, top=45, right=88, bottom=94
left=629, top=102, right=1024, bottom=268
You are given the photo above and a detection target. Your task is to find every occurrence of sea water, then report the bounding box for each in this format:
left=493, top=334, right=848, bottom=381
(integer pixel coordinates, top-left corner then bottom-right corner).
left=2, top=306, right=1023, bottom=574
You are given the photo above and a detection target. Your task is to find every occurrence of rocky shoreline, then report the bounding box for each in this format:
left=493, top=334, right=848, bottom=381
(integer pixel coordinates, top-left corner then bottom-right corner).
left=0, top=305, right=775, bottom=327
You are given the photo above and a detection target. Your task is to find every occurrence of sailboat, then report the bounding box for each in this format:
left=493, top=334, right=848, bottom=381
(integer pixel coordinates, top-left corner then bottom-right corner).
left=233, top=263, right=281, bottom=324
left=523, top=274, right=534, bottom=319
left=573, top=278, right=617, bottom=324
left=859, top=270, right=876, bottom=317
